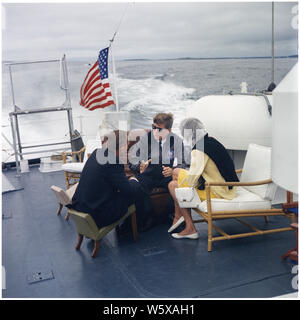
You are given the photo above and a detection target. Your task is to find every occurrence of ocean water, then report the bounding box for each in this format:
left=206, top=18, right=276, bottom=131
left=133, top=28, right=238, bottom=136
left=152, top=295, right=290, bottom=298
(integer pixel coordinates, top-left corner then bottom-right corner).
left=2, top=57, right=297, bottom=161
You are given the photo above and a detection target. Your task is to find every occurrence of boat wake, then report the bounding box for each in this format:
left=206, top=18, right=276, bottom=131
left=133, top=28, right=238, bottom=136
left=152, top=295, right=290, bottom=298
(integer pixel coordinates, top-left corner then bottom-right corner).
left=117, top=74, right=196, bottom=132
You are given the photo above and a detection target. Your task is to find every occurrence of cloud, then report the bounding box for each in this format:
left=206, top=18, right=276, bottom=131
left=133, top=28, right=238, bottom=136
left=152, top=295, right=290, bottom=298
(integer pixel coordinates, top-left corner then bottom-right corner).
left=2, top=2, right=298, bottom=60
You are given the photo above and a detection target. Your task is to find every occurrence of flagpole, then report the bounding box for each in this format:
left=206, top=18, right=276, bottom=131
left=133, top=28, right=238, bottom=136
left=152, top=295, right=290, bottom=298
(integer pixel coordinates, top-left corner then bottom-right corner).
left=108, top=3, right=131, bottom=113
left=98, top=4, right=131, bottom=137
left=109, top=40, right=119, bottom=112
left=271, top=1, right=275, bottom=84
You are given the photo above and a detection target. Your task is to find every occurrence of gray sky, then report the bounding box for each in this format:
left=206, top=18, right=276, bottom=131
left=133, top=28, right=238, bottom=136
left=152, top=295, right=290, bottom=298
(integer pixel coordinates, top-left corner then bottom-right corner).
left=2, top=1, right=298, bottom=60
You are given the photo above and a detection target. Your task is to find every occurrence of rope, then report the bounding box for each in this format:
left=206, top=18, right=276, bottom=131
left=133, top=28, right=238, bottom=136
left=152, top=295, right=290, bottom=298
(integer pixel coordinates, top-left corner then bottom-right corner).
left=109, top=2, right=131, bottom=45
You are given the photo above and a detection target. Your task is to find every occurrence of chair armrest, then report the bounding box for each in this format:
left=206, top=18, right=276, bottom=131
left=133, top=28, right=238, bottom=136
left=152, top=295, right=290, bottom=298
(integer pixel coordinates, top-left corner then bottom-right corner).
left=205, top=179, right=272, bottom=187
left=62, top=146, right=86, bottom=163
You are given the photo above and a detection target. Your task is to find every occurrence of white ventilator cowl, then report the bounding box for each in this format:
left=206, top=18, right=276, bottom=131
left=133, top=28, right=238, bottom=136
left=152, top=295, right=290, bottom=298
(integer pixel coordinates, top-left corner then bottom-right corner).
left=272, top=63, right=298, bottom=194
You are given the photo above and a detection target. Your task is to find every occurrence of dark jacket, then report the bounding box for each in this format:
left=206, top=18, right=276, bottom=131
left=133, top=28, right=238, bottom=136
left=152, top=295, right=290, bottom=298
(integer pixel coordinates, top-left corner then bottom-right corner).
left=71, top=149, right=139, bottom=228
left=128, top=130, right=188, bottom=192
left=129, top=130, right=188, bottom=176
left=193, top=134, right=239, bottom=190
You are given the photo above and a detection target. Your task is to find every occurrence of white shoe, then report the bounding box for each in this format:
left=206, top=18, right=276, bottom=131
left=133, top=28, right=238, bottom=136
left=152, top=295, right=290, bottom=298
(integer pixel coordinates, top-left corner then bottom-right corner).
left=168, top=216, right=185, bottom=233
left=171, top=232, right=199, bottom=240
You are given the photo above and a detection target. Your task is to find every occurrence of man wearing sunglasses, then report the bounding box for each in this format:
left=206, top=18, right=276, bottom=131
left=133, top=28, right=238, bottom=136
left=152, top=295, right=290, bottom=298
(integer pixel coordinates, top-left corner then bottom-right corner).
left=128, top=113, right=188, bottom=231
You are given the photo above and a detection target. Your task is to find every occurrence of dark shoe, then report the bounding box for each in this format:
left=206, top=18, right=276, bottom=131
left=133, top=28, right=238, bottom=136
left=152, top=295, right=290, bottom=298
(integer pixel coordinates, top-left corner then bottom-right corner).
left=138, top=217, right=157, bottom=233
left=116, top=222, right=131, bottom=236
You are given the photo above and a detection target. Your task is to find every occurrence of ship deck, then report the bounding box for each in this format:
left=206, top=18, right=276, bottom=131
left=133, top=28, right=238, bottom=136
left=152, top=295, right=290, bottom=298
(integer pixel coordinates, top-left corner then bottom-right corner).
left=2, top=166, right=298, bottom=298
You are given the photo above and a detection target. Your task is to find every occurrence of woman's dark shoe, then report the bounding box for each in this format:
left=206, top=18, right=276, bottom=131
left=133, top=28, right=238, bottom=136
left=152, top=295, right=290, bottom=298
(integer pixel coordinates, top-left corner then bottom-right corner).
left=138, top=217, right=157, bottom=232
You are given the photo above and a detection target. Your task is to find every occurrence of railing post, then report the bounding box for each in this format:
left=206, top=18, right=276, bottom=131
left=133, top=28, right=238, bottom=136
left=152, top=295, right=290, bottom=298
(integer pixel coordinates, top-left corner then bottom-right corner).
left=61, top=54, right=75, bottom=141
left=4, top=57, right=76, bottom=169
left=9, top=113, right=20, bottom=175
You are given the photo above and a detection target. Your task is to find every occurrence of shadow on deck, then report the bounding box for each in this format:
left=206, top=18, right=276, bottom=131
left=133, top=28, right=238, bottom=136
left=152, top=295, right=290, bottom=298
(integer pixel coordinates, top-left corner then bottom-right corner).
left=2, top=166, right=298, bottom=298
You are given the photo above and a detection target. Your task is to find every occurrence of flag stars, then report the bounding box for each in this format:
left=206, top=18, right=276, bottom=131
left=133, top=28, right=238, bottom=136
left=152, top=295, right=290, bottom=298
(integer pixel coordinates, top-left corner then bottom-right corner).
left=97, top=47, right=110, bottom=79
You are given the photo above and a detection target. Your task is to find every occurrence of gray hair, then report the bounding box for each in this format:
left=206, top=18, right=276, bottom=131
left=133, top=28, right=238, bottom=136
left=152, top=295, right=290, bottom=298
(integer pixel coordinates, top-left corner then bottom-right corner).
left=180, top=117, right=207, bottom=146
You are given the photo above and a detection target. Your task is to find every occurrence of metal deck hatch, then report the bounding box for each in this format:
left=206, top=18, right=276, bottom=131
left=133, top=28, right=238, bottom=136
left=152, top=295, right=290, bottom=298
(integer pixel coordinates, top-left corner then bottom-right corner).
left=27, top=270, right=54, bottom=284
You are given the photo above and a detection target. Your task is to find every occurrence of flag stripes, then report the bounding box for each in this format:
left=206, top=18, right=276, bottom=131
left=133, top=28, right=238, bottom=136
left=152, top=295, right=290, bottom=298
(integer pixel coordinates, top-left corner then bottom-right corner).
left=80, top=47, right=115, bottom=110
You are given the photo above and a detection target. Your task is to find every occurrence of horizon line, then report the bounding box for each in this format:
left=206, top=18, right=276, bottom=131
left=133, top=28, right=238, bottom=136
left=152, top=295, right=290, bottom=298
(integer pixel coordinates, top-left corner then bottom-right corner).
left=2, top=54, right=298, bottom=64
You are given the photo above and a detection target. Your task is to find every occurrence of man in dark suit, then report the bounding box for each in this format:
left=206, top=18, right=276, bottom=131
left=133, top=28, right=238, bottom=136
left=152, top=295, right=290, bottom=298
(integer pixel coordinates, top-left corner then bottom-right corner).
left=128, top=113, right=188, bottom=229
left=71, top=130, right=143, bottom=229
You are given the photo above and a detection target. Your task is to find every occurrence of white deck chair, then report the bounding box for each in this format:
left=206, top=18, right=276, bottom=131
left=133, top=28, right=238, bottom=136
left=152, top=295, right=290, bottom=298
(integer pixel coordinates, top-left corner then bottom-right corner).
left=175, top=144, right=295, bottom=251
left=61, top=139, right=102, bottom=188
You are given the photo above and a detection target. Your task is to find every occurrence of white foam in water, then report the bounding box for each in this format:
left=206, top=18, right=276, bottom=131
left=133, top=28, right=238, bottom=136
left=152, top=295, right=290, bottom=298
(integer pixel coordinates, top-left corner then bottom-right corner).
left=2, top=58, right=296, bottom=162
left=117, top=75, right=196, bottom=134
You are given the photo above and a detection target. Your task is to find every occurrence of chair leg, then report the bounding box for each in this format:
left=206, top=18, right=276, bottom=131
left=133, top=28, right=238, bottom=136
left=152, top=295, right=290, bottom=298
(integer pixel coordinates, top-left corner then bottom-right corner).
left=92, top=240, right=100, bottom=258
left=206, top=187, right=213, bottom=252
left=289, top=213, right=296, bottom=224
left=281, top=223, right=298, bottom=262
left=64, top=172, right=70, bottom=189
left=75, top=234, right=84, bottom=250
left=207, top=219, right=213, bottom=252
left=131, top=211, right=138, bottom=242
left=65, top=211, right=70, bottom=221
left=264, top=216, right=269, bottom=223
left=57, top=203, right=63, bottom=215
left=208, top=240, right=212, bottom=252
left=281, top=248, right=298, bottom=261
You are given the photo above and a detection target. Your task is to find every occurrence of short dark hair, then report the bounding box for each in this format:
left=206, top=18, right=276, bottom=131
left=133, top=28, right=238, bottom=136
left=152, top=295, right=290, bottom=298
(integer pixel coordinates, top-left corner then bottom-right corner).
left=153, top=113, right=174, bottom=129
left=102, top=130, right=128, bottom=152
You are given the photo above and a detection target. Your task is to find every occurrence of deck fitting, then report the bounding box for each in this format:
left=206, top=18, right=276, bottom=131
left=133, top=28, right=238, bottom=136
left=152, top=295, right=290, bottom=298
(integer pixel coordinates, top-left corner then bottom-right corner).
left=27, top=270, right=54, bottom=284
left=2, top=211, right=12, bottom=220
left=140, top=247, right=167, bottom=257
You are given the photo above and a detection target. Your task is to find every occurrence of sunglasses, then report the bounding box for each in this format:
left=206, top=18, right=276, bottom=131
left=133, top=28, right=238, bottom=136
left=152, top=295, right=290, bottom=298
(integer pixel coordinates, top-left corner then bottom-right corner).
left=152, top=124, right=164, bottom=132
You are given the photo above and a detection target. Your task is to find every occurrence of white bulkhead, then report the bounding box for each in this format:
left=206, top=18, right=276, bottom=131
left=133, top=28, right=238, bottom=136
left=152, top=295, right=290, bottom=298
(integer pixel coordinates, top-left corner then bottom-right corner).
left=186, top=94, right=273, bottom=151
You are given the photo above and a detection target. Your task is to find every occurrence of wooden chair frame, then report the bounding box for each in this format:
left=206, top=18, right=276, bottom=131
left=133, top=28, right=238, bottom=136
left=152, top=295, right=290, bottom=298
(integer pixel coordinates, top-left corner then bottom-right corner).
left=193, top=169, right=295, bottom=251
left=62, top=146, right=86, bottom=189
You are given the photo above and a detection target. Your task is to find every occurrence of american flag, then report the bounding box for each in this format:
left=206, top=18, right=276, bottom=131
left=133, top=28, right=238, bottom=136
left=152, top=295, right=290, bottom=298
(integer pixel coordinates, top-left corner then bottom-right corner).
left=80, top=47, right=115, bottom=110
